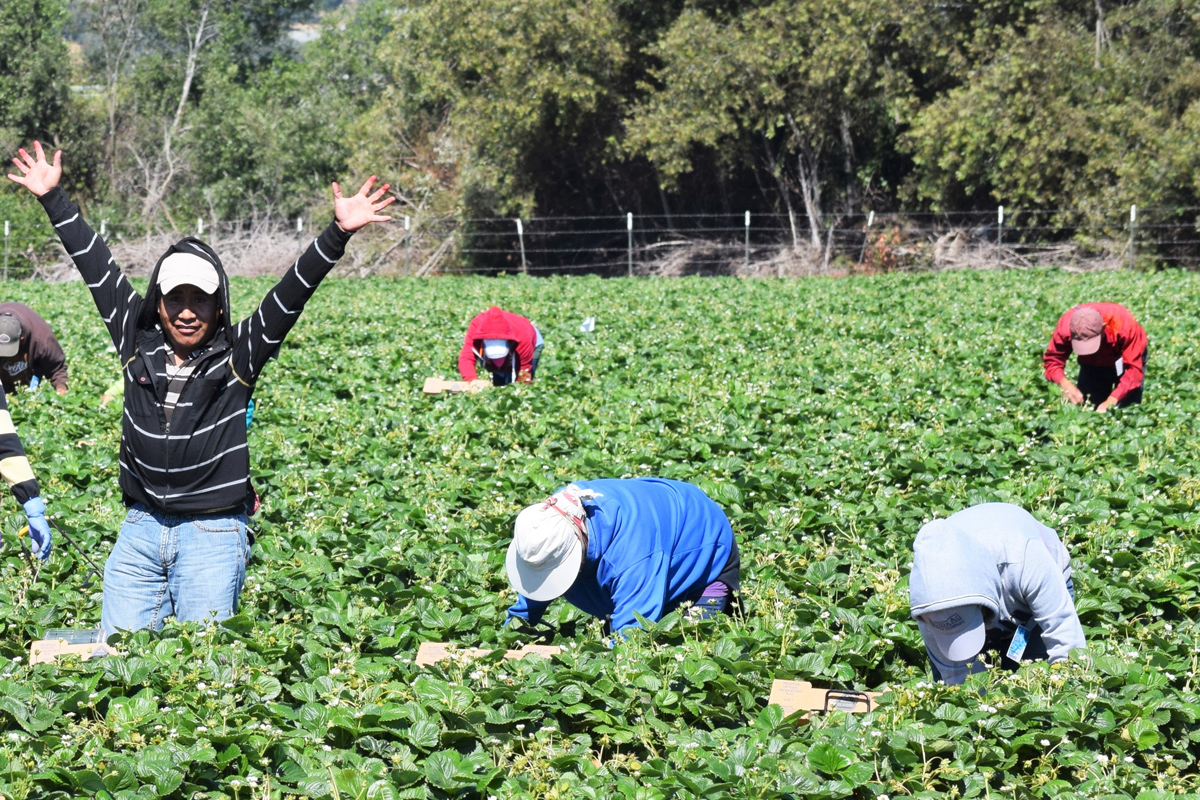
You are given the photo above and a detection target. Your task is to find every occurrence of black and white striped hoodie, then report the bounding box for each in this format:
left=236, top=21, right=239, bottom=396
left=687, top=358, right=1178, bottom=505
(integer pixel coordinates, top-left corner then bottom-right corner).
left=39, top=186, right=353, bottom=515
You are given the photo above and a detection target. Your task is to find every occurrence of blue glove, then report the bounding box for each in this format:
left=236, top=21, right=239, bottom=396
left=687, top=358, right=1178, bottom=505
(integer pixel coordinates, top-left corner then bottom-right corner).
left=23, top=497, right=51, bottom=561
left=245, top=399, right=255, bottom=430
left=28, top=376, right=39, bottom=390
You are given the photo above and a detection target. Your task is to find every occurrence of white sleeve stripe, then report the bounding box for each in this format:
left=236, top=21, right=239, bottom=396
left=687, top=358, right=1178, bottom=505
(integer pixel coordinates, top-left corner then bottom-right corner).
left=272, top=292, right=299, bottom=315
left=87, top=270, right=112, bottom=289
left=313, top=240, right=335, bottom=263
left=103, top=309, right=118, bottom=324
left=293, top=260, right=313, bottom=288
left=69, top=232, right=98, bottom=257
left=54, top=213, right=80, bottom=228
left=262, top=333, right=281, bottom=345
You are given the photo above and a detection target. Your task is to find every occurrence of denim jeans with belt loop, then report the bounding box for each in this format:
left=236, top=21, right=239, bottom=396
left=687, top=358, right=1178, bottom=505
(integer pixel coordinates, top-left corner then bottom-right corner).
left=100, top=505, right=251, bottom=640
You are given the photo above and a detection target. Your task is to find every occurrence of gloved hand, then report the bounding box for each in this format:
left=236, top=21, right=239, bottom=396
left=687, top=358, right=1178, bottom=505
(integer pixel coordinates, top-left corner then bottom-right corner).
left=23, top=497, right=51, bottom=561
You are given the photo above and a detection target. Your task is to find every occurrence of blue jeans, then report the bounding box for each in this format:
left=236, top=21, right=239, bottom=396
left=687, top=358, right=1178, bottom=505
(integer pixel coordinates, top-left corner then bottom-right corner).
left=101, top=505, right=251, bottom=639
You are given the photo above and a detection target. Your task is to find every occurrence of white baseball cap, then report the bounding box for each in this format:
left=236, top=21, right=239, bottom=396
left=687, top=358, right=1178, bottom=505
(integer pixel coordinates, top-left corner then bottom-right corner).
left=918, top=605, right=986, bottom=663
left=483, top=339, right=510, bottom=360
left=505, top=503, right=584, bottom=602
left=158, top=252, right=219, bottom=295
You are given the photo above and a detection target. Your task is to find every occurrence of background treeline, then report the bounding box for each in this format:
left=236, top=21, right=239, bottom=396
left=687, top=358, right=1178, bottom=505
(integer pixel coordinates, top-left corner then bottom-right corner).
left=2, top=0, right=1199, bottom=256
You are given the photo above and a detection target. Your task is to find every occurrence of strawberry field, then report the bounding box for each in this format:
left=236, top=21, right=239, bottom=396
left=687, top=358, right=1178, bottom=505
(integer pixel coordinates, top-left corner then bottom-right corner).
left=0, top=268, right=1197, bottom=798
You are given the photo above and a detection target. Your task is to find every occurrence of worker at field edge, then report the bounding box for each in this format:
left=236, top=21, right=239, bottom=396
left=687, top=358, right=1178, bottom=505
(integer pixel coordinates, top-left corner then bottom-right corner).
left=0, top=386, right=52, bottom=561
left=457, top=306, right=543, bottom=386
left=1043, top=303, right=1147, bottom=412
left=909, top=503, right=1086, bottom=686
left=505, top=478, right=740, bottom=637
left=8, top=141, right=394, bottom=639
left=0, top=302, right=69, bottom=395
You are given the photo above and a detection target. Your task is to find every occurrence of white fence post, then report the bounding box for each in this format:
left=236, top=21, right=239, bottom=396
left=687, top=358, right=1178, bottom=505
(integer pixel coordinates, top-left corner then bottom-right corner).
left=857, top=210, right=874, bottom=269
left=997, top=206, right=1004, bottom=267
left=744, top=211, right=752, bottom=272
left=197, top=218, right=204, bottom=236
left=3, top=221, right=8, bottom=281
left=626, top=212, right=633, bottom=277
left=1129, top=204, right=1137, bottom=270
left=516, top=218, right=527, bottom=274
left=404, top=215, right=411, bottom=273
left=403, top=215, right=412, bottom=275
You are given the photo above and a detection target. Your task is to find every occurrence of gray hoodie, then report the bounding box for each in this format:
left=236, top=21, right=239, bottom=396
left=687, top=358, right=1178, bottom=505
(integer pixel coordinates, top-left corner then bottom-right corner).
left=909, top=503, right=1086, bottom=684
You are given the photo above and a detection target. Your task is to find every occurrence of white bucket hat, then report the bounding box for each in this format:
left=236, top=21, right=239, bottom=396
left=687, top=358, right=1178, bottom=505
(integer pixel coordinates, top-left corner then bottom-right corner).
left=483, top=339, right=511, bottom=360
left=506, top=486, right=597, bottom=601
left=918, top=605, right=986, bottom=663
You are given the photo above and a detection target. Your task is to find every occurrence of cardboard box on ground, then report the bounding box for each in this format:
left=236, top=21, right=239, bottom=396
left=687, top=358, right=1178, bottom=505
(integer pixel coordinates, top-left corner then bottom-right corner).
left=768, top=679, right=883, bottom=723
left=30, top=639, right=118, bottom=664
left=415, top=641, right=561, bottom=666
left=422, top=377, right=490, bottom=395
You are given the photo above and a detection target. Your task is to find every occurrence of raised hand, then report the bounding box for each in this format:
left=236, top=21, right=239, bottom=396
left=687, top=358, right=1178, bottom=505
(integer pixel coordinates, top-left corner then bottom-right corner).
left=332, top=176, right=395, bottom=232
left=6, top=141, right=62, bottom=197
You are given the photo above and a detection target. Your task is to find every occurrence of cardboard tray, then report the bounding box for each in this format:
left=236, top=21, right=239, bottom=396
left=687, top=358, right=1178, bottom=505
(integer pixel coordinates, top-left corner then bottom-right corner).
left=30, top=639, right=119, bottom=665
left=423, top=377, right=487, bottom=395
left=415, top=641, right=560, bottom=666
left=768, top=679, right=882, bottom=721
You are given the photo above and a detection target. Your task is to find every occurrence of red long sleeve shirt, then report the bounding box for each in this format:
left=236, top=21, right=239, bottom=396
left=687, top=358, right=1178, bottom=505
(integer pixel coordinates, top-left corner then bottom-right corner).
left=457, top=307, right=538, bottom=381
left=1043, top=302, right=1146, bottom=401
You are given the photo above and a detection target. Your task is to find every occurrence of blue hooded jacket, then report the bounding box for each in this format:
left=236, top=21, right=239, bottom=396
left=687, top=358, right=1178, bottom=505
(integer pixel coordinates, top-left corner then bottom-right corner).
left=909, top=503, right=1086, bottom=684
left=507, top=478, right=737, bottom=634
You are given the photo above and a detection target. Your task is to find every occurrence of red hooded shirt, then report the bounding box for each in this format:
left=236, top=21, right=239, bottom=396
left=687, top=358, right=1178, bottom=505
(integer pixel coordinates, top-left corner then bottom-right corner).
left=457, top=307, right=538, bottom=381
left=1043, top=302, right=1146, bottom=401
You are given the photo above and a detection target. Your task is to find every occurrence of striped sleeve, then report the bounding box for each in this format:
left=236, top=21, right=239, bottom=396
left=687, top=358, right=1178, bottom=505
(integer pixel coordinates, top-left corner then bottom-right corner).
left=0, top=394, right=39, bottom=505
left=233, top=220, right=353, bottom=381
left=37, top=187, right=144, bottom=358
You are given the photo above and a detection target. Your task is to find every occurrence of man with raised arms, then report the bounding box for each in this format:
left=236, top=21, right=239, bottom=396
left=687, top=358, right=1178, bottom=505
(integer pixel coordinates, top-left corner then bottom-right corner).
left=8, top=141, right=393, bottom=637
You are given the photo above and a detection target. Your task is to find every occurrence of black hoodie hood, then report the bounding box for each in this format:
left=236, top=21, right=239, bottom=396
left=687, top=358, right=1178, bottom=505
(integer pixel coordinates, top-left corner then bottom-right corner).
left=137, top=237, right=234, bottom=341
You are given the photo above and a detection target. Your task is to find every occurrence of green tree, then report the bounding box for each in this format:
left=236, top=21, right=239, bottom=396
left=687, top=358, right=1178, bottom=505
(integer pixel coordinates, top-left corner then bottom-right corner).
left=624, top=0, right=916, bottom=249
left=373, top=0, right=628, bottom=218
left=0, top=0, right=70, bottom=151
left=73, top=0, right=316, bottom=223
left=902, top=3, right=1200, bottom=218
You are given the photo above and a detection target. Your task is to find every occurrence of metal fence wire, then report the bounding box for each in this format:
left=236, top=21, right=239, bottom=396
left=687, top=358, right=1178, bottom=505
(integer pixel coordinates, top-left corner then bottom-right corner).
left=4, top=205, right=1198, bottom=279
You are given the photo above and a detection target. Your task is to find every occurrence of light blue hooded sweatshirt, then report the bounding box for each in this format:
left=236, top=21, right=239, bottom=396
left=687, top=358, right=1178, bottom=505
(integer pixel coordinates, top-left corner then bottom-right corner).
left=909, top=503, right=1086, bottom=685
left=507, top=478, right=737, bottom=634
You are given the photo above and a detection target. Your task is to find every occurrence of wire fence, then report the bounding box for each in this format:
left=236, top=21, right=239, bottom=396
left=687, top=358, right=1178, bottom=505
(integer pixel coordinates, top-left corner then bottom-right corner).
left=4, top=204, right=1198, bottom=279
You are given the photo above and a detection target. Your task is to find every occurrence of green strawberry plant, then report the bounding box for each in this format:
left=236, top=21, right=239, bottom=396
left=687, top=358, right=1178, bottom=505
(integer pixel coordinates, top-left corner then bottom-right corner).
left=0, top=268, right=1193, bottom=797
